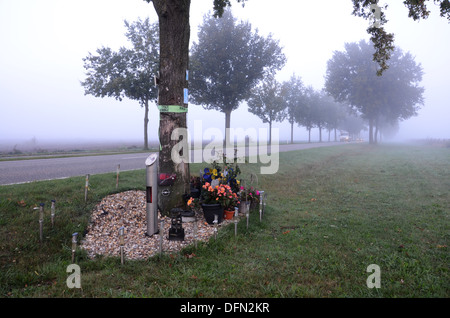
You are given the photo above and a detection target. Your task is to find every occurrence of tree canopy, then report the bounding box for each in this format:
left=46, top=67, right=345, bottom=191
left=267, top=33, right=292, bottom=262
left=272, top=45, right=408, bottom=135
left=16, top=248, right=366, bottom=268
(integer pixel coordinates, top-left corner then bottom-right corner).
left=282, top=74, right=307, bottom=143
left=81, top=18, right=159, bottom=149
left=325, top=40, right=424, bottom=144
left=247, top=75, right=287, bottom=145
left=351, top=0, right=449, bottom=75
left=190, top=9, right=286, bottom=143
left=213, top=0, right=449, bottom=75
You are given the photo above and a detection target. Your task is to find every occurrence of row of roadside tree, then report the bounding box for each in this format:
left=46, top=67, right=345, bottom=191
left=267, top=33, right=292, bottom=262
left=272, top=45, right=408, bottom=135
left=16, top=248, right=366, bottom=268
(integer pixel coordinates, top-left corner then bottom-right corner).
left=81, top=9, right=423, bottom=148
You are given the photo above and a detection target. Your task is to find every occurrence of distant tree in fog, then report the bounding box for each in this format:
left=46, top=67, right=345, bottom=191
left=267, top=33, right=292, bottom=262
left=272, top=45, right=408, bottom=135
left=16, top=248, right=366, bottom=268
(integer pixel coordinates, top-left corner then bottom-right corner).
left=282, top=74, right=307, bottom=144
left=81, top=18, right=159, bottom=150
left=323, top=97, right=348, bottom=142
left=247, top=75, right=287, bottom=145
left=294, top=86, right=320, bottom=143
left=189, top=9, right=286, bottom=145
left=376, top=118, right=399, bottom=141
left=312, top=92, right=339, bottom=143
left=339, top=112, right=367, bottom=140
left=325, top=40, right=424, bottom=144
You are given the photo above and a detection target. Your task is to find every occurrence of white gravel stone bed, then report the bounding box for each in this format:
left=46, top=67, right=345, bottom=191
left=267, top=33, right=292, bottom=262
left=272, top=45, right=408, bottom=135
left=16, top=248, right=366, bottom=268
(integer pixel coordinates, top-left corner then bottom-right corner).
left=81, top=190, right=234, bottom=260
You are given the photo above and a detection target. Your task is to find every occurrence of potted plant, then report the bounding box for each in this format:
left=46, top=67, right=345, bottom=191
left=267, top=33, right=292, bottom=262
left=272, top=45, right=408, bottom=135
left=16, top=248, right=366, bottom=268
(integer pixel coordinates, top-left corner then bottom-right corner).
left=188, top=154, right=242, bottom=224
left=187, top=182, right=240, bottom=223
left=192, top=182, right=223, bottom=224
left=220, top=184, right=240, bottom=220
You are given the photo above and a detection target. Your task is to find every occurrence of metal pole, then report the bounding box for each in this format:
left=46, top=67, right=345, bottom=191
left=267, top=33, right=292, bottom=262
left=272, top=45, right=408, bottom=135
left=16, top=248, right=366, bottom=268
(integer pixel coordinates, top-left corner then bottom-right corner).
left=234, top=207, right=238, bottom=237
left=72, top=233, right=78, bottom=263
left=263, top=192, right=267, bottom=215
left=246, top=205, right=249, bottom=230
left=50, top=200, right=55, bottom=228
left=213, top=214, right=218, bottom=240
left=259, top=191, right=265, bottom=210
left=119, top=227, right=125, bottom=265
left=146, top=153, right=159, bottom=236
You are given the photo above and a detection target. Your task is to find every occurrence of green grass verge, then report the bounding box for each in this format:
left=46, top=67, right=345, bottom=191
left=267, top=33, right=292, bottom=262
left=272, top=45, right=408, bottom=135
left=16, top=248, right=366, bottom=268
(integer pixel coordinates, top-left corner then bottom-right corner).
left=0, top=143, right=448, bottom=297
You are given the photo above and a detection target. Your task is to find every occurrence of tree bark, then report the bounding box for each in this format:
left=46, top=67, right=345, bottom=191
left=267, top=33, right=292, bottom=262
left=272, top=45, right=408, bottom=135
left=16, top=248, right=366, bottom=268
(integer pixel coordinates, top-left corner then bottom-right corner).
left=152, top=0, right=191, bottom=216
left=369, top=118, right=374, bottom=144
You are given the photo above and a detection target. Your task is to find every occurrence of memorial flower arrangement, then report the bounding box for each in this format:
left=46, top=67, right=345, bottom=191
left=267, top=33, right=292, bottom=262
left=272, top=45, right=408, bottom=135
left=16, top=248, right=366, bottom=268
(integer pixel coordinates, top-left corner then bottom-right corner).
left=187, top=150, right=250, bottom=222
left=200, top=151, right=242, bottom=193
left=187, top=182, right=240, bottom=210
left=239, top=185, right=260, bottom=204
left=202, top=167, right=241, bottom=193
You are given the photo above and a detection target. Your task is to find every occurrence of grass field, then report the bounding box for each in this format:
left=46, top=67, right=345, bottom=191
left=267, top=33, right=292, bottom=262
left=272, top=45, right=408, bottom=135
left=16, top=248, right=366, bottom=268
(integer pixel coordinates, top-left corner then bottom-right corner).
left=0, top=143, right=448, bottom=298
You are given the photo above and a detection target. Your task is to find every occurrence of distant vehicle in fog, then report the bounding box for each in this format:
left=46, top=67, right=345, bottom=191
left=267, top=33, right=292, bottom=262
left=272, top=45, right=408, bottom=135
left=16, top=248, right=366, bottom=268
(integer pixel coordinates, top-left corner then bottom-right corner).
left=340, top=132, right=351, bottom=142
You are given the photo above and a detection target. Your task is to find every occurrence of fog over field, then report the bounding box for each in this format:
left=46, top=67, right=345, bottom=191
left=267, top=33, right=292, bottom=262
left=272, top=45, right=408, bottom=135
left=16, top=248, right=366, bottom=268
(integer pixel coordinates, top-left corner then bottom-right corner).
left=1, top=0, right=449, bottom=153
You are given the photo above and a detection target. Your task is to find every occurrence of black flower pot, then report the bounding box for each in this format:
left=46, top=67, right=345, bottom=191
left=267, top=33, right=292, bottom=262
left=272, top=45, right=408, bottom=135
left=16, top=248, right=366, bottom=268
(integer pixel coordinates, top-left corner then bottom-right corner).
left=201, top=203, right=223, bottom=224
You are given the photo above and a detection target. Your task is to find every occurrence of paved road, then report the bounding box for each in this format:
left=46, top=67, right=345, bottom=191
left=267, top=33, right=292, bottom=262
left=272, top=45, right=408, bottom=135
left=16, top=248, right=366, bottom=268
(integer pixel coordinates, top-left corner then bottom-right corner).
left=0, top=142, right=345, bottom=185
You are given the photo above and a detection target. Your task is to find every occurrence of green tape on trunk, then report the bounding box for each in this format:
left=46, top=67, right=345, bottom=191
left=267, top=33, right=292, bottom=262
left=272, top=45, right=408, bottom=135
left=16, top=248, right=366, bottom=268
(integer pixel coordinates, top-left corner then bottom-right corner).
left=158, top=105, right=188, bottom=113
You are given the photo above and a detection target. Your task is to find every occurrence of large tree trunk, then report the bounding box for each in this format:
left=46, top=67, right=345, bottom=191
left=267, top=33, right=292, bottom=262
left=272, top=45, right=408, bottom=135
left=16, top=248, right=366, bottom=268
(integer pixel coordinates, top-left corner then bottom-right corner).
left=144, top=99, right=149, bottom=150
left=369, top=118, right=374, bottom=144
left=152, top=0, right=191, bottom=216
left=308, top=127, right=311, bottom=143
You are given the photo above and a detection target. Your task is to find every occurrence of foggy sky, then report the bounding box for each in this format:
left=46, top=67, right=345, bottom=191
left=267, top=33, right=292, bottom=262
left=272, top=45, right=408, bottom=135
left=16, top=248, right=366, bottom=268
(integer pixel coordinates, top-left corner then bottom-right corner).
left=1, top=0, right=449, bottom=150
